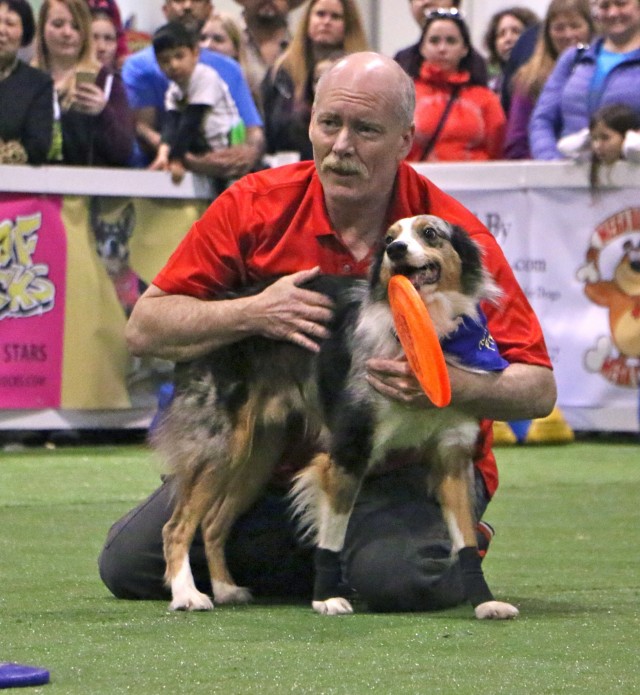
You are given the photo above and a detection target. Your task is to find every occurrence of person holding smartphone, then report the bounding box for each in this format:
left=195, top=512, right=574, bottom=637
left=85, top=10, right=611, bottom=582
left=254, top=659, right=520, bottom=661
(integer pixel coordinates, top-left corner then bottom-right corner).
left=33, top=0, right=134, bottom=166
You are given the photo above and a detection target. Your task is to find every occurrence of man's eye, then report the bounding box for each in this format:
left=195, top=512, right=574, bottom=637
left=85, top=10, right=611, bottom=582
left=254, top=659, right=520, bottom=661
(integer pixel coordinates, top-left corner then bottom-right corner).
left=358, top=124, right=379, bottom=136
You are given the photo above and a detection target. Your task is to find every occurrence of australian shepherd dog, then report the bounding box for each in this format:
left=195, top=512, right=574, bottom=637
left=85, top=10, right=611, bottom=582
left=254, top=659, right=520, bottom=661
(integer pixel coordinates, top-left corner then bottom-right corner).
left=154, top=214, right=519, bottom=620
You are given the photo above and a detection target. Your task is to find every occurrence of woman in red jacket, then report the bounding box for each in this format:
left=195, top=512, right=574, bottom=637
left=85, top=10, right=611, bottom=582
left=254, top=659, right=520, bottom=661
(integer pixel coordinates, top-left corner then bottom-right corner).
left=407, top=8, right=506, bottom=162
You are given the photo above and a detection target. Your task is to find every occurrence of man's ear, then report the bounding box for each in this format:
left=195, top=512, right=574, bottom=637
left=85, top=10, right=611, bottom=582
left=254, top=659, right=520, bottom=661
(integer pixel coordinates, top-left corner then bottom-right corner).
left=398, top=123, right=415, bottom=161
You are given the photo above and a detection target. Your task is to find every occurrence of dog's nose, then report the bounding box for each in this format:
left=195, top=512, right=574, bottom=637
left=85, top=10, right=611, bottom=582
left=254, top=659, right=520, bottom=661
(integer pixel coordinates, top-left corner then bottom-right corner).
left=386, top=240, right=408, bottom=261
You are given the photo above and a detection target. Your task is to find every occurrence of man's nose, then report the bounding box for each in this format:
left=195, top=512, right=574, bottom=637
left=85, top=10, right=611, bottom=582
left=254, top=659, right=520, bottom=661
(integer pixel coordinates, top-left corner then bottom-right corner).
left=332, top=126, right=354, bottom=152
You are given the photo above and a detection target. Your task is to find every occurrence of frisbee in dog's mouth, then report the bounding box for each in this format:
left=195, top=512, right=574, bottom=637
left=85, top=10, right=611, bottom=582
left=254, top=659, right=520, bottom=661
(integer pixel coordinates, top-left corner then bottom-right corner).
left=394, top=262, right=441, bottom=288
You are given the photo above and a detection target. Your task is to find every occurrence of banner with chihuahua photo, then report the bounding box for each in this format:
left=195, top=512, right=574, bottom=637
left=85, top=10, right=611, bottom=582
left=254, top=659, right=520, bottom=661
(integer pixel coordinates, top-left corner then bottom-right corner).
left=0, top=193, right=206, bottom=411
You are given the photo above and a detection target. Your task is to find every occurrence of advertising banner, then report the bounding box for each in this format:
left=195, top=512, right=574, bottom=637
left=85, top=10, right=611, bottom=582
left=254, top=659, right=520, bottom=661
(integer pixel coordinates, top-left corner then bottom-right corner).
left=1, top=170, right=638, bottom=432
left=0, top=192, right=206, bottom=413
left=452, top=187, right=640, bottom=431
left=0, top=194, right=66, bottom=408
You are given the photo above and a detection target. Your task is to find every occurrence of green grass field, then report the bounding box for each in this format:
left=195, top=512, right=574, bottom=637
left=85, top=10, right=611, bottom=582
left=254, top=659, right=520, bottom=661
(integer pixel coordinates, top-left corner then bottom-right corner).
left=1, top=437, right=639, bottom=694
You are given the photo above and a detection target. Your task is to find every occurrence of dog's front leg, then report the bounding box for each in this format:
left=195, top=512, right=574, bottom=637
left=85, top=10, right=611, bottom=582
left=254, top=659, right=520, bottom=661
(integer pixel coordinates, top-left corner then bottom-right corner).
left=437, top=473, right=519, bottom=620
left=293, top=452, right=365, bottom=616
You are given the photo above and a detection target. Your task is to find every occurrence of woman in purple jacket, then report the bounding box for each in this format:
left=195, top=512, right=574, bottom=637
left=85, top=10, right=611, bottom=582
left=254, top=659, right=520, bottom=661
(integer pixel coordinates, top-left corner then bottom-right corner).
left=504, top=0, right=594, bottom=159
left=530, top=0, right=640, bottom=160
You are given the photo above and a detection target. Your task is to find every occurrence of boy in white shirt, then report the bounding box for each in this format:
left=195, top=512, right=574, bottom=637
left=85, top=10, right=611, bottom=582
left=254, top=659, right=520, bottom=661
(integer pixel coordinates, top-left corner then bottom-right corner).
left=151, top=22, right=244, bottom=183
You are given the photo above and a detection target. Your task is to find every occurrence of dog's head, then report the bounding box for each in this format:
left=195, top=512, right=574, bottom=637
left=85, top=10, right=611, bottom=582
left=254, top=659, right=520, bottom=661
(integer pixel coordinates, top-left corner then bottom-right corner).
left=373, top=215, right=484, bottom=294
left=369, top=215, right=498, bottom=331
left=89, top=197, right=136, bottom=275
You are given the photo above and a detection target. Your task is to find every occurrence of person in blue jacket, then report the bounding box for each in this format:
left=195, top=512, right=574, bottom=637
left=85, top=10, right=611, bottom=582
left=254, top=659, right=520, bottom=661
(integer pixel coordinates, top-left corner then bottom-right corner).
left=123, top=0, right=264, bottom=177
left=529, top=0, right=640, bottom=160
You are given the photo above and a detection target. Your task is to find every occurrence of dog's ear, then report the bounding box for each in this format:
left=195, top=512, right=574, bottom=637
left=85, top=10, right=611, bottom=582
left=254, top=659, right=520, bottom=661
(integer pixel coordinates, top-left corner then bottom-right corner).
left=367, top=239, right=387, bottom=293
left=122, top=202, right=136, bottom=234
left=89, top=196, right=101, bottom=231
left=450, top=224, right=485, bottom=296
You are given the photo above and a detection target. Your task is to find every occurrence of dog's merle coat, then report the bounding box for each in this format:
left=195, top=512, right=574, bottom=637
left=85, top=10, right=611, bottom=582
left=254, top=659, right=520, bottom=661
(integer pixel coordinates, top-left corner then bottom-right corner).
left=155, top=215, right=519, bottom=619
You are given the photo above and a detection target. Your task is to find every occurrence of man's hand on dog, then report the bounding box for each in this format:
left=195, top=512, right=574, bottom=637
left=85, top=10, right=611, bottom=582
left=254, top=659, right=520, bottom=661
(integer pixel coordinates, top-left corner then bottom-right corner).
left=250, top=268, right=335, bottom=352
left=366, top=357, right=432, bottom=407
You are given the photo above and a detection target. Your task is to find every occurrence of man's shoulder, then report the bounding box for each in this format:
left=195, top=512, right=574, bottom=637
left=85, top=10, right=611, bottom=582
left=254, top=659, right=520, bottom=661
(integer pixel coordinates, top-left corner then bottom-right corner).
left=122, top=46, right=157, bottom=78
left=237, top=161, right=316, bottom=195
left=15, top=61, right=53, bottom=88
left=199, top=49, right=243, bottom=79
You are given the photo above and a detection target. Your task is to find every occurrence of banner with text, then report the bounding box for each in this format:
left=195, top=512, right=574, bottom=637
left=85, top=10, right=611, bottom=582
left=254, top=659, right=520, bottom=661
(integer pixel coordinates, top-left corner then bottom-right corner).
left=1, top=186, right=638, bottom=431
left=456, top=187, right=640, bottom=432
left=0, top=193, right=206, bottom=412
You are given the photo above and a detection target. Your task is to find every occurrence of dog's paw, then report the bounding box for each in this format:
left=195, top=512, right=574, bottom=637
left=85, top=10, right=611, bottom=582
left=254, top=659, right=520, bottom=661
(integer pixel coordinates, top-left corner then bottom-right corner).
left=312, top=597, right=354, bottom=616
left=474, top=600, right=519, bottom=620
left=169, top=588, right=214, bottom=612
left=213, top=581, right=253, bottom=605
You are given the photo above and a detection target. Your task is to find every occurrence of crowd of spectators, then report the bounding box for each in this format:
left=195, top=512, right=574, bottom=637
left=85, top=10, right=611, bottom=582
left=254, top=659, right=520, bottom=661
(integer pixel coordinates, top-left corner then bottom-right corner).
left=504, top=0, right=595, bottom=159
left=2, top=0, right=640, bottom=176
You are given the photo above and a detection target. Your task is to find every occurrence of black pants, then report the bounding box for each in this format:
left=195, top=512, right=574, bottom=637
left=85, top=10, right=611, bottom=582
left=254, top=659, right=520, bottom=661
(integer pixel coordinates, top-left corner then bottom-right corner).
left=98, top=466, right=490, bottom=612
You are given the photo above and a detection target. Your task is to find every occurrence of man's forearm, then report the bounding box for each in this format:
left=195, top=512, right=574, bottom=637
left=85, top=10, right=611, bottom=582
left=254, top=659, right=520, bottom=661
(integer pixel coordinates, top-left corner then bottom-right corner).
left=245, top=125, right=265, bottom=157
left=134, top=106, right=162, bottom=154
left=450, top=362, right=557, bottom=422
left=184, top=127, right=265, bottom=178
left=126, top=290, right=259, bottom=362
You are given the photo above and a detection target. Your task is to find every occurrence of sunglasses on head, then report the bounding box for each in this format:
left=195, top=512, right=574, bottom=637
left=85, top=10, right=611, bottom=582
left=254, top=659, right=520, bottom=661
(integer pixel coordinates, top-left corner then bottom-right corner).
left=425, top=7, right=465, bottom=21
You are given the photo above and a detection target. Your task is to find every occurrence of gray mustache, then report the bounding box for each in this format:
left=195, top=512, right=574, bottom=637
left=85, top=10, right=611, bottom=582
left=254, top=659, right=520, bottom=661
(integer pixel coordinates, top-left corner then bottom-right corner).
left=321, top=156, right=368, bottom=177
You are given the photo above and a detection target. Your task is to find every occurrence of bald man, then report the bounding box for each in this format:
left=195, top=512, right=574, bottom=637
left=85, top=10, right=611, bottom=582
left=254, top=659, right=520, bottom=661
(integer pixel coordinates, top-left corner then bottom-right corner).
left=100, top=52, right=554, bottom=613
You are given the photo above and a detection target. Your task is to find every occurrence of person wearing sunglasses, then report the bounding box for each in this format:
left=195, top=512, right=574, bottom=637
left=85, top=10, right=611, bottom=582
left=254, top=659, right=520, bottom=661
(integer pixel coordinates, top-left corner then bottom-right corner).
left=406, top=8, right=505, bottom=162
left=394, top=1, right=488, bottom=85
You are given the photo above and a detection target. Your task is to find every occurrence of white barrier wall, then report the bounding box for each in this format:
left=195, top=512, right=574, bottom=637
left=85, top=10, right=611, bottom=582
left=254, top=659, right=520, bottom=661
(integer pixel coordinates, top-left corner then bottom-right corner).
left=1, top=161, right=639, bottom=432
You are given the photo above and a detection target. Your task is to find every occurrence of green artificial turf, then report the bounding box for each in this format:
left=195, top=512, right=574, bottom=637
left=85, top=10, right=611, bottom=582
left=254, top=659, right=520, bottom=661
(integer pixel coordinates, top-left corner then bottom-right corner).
left=1, top=439, right=639, bottom=694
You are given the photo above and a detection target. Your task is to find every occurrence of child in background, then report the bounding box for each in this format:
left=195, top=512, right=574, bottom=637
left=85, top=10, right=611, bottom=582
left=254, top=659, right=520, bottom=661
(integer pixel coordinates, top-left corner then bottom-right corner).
left=558, top=103, right=640, bottom=188
left=150, top=22, right=244, bottom=184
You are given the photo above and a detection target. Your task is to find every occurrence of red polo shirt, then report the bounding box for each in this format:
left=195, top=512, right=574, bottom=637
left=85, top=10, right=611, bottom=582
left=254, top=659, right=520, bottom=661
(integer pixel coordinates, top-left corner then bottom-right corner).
left=155, top=161, right=552, bottom=496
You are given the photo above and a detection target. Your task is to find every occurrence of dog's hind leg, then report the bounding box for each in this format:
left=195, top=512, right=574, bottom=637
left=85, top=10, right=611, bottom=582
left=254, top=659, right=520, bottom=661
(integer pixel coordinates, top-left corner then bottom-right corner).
left=436, top=471, right=519, bottom=620
left=163, top=470, right=220, bottom=611
left=201, top=465, right=272, bottom=605
left=292, top=453, right=364, bottom=616
left=201, top=419, right=291, bottom=606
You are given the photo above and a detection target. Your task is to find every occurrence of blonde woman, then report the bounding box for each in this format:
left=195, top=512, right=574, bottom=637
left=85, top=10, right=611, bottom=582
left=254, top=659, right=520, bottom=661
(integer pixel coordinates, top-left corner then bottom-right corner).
left=200, top=12, right=247, bottom=65
left=34, top=0, right=133, bottom=165
left=504, top=0, right=594, bottom=159
left=261, top=0, right=368, bottom=160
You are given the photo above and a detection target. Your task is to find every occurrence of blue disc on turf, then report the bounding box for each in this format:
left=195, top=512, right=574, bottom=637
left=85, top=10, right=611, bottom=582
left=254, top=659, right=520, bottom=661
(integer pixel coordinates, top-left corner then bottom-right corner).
left=0, top=663, right=50, bottom=688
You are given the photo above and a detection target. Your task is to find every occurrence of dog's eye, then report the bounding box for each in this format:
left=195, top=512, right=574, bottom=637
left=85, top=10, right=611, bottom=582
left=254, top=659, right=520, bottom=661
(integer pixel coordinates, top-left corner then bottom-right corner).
left=384, top=234, right=395, bottom=245
left=421, top=227, right=438, bottom=242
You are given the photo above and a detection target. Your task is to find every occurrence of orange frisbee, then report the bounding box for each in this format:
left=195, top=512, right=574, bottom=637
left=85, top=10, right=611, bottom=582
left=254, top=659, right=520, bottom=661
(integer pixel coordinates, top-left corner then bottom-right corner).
left=388, top=275, right=451, bottom=407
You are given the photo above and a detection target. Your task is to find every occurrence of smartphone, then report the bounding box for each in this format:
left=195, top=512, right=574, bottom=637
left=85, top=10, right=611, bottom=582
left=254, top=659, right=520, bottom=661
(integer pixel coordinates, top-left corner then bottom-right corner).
left=75, top=70, right=98, bottom=85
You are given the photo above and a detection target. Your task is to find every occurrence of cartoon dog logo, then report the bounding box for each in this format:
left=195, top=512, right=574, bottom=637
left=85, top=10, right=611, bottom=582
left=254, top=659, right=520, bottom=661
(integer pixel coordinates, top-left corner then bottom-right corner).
left=577, top=207, right=640, bottom=387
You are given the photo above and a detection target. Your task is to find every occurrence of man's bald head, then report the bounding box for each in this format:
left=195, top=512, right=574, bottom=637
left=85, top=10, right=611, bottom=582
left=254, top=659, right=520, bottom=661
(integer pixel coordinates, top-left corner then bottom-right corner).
left=314, top=52, right=415, bottom=130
